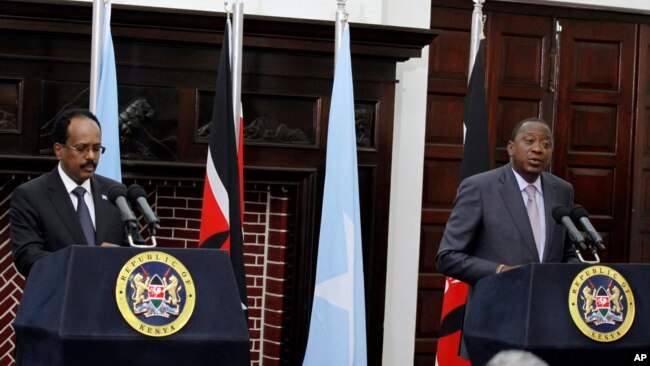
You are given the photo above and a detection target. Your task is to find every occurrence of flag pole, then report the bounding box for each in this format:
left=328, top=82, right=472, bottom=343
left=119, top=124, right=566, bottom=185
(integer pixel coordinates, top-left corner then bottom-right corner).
left=334, top=0, right=348, bottom=64
left=89, top=0, right=105, bottom=112
left=468, top=0, right=485, bottom=83
left=231, top=0, right=244, bottom=148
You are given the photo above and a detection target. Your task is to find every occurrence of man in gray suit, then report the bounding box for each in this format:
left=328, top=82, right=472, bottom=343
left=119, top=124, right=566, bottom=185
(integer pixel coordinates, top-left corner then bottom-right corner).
left=10, top=108, right=127, bottom=277
left=437, top=117, right=579, bottom=284
left=436, top=117, right=580, bottom=359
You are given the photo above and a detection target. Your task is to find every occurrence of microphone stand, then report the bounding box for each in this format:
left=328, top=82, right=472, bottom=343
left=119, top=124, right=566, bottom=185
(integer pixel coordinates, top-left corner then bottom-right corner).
left=574, top=238, right=601, bottom=264
left=127, top=220, right=158, bottom=248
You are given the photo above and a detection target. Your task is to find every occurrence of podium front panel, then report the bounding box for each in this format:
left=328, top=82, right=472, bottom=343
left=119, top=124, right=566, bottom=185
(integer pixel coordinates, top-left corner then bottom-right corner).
left=464, top=263, right=649, bottom=365
left=14, top=246, right=250, bottom=366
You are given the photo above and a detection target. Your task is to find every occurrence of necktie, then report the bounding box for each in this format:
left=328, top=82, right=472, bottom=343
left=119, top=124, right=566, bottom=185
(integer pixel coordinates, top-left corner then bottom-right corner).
left=72, top=186, right=96, bottom=246
left=525, top=185, right=543, bottom=261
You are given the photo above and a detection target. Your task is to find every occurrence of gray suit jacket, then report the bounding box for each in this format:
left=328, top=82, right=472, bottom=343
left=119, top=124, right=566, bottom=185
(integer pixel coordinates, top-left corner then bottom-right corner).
left=10, top=168, right=127, bottom=276
left=436, top=163, right=579, bottom=286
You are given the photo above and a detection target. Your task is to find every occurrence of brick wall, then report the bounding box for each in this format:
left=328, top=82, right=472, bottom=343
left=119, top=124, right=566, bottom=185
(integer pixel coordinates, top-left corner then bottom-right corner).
left=0, top=174, right=294, bottom=366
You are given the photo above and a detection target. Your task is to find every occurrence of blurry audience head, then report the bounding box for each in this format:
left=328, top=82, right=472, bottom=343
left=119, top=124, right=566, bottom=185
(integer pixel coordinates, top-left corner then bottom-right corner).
left=486, top=350, right=549, bottom=366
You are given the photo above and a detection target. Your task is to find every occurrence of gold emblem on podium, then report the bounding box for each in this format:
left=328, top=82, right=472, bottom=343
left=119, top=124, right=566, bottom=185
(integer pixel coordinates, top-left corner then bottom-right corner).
left=115, top=251, right=196, bottom=337
left=568, top=265, right=635, bottom=342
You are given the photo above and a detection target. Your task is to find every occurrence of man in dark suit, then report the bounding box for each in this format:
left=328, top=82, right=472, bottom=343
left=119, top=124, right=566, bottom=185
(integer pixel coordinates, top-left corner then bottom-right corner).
left=10, top=108, right=127, bottom=277
left=436, top=117, right=579, bottom=284
left=436, top=117, right=580, bottom=358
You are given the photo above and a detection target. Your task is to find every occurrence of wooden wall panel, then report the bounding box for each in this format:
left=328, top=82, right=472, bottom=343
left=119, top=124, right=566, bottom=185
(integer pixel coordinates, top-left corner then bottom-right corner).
left=417, top=4, right=472, bottom=364
left=486, top=12, right=554, bottom=163
left=631, top=25, right=650, bottom=263
left=554, top=19, right=636, bottom=263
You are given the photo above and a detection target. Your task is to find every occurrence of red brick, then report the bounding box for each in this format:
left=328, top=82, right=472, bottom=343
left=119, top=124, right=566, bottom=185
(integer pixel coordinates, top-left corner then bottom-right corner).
left=245, top=224, right=266, bottom=234
left=172, top=208, right=202, bottom=220
left=265, top=262, right=286, bottom=279
left=245, top=244, right=265, bottom=255
left=265, top=277, right=285, bottom=295
left=156, top=228, right=174, bottom=238
left=173, top=229, right=200, bottom=240
left=244, top=191, right=263, bottom=202
left=269, top=197, right=289, bottom=214
left=244, top=213, right=261, bottom=224
left=262, top=341, right=281, bottom=359
left=246, top=265, right=264, bottom=277
left=157, top=197, right=188, bottom=208
left=264, top=293, right=284, bottom=311
left=263, top=309, right=283, bottom=325
left=266, top=245, right=286, bottom=262
left=186, top=220, right=201, bottom=230
left=175, top=186, right=203, bottom=199
left=268, top=214, right=290, bottom=231
left=246, top=202, right=267, bottom=213
left=154, top=237, right=187, bottom=248
left=267, top=230, right=288, bottom=246
left=262, top=324, right=283, bottom=343
left=261, top=356, right=281, bottom=366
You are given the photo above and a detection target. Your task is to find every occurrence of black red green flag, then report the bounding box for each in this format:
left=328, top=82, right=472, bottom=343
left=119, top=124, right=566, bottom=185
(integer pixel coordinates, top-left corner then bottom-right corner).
left=198, top=20, right=247, bottom=309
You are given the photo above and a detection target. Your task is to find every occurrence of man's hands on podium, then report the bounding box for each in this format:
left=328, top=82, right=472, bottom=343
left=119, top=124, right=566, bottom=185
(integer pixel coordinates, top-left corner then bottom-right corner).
left=100, top=242, right=120, bottom=247
left=495, top=264, right=522, bottom=274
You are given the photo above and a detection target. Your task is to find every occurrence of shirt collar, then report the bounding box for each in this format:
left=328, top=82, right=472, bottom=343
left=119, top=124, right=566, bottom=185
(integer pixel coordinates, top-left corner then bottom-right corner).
left=511, top=167, right=542, bottom=194
left=58, top=163, right=92, bottom=194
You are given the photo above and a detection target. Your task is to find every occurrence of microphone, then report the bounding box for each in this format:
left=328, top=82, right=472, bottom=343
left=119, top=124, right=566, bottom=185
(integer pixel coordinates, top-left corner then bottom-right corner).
left=571, top=205, right=606, bottom=252
left=552, top=206, right=587, bottom=251
left=127, top=184, right=161, bottom=235
left=107, top=184, right=138, bottom=230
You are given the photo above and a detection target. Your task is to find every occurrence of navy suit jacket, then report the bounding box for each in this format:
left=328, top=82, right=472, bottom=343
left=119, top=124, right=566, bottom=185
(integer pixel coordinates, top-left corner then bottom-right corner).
left=10, top=168, right=127, bottom=276
left=436, top=164, right=579, bottom=286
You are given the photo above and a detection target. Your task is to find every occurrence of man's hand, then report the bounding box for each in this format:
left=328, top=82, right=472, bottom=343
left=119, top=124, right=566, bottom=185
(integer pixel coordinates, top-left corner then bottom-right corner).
left=496, top=264, right=522, bottom=274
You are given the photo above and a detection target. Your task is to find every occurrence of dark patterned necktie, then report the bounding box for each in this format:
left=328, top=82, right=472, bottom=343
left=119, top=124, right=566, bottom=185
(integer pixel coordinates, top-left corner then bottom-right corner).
left=72, top=186, right=96, bottom=246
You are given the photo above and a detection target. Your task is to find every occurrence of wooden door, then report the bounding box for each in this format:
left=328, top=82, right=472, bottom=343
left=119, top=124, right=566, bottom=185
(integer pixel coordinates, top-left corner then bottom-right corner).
left=630, top=24, right=650, bottom=263
left=417, top=4, right=472, bottom=365
left=485, top=12, right=555, bottom=164
left=553, top=18, right=636, bottom=263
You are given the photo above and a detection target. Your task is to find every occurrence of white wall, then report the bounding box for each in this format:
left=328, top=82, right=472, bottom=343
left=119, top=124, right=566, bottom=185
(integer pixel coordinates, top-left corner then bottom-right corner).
left=64, top=0, right=650, bottom=19
left=495, top=0, right=650, bottom=14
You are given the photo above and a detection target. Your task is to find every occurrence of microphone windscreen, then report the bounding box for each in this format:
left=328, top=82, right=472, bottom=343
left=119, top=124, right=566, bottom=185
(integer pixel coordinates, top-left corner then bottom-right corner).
left=127, top=184, right=147, bottom=202
left=571, top=204, right=589, bottom=221
left=107, top=184, right=128, bottom=204
left=552, top=206, right=571, bottom=223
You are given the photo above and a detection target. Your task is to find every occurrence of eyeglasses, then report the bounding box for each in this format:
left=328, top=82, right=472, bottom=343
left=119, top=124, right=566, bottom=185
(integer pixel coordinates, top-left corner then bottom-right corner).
left=60, top=144, right=106, bottom=155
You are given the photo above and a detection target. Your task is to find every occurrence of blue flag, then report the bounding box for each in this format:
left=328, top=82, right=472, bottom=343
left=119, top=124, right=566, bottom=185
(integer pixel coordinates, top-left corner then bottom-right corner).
left=94, top=3, right=121, bottom=182
left=303, top=24, right=367, bottom=366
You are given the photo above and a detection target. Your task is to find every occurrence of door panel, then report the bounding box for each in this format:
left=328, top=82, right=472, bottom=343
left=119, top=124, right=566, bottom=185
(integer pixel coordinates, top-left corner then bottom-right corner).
left=630, top=25, right=650, bottom=263
left=486, top=12, right=554, bottom=163
left=554, top=19, right=636, bottom=263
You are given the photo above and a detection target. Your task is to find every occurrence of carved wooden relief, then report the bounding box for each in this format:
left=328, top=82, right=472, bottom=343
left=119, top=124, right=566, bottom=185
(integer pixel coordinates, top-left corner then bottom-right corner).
left=38, top=81, right=178, bottom=160
left=0, top=78, right=21, bottom=133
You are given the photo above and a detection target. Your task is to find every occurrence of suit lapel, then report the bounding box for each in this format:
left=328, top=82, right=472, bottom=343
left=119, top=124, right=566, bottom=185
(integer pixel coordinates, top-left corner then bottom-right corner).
left=47, top=168, right=87, bottom=246
left=91, top=176, right=113, bottom=244
left=541, top=173, right=558, bottom=262
left=498, top=165, right=540, bottom=261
